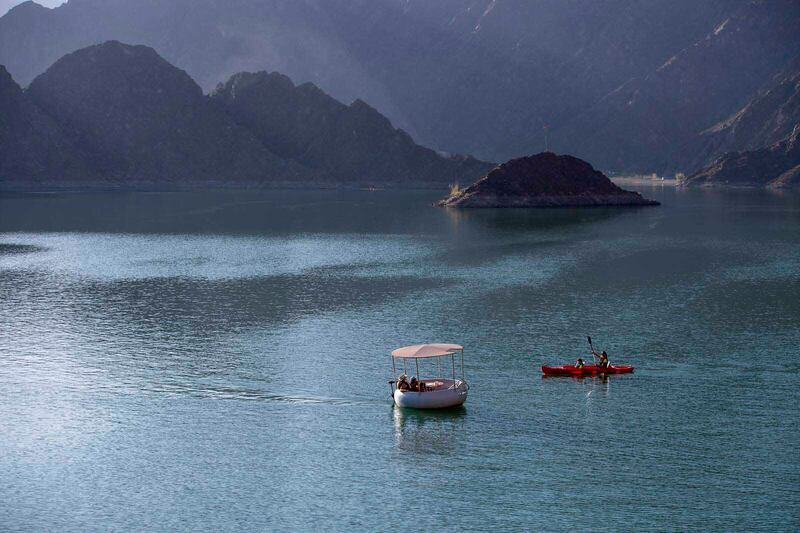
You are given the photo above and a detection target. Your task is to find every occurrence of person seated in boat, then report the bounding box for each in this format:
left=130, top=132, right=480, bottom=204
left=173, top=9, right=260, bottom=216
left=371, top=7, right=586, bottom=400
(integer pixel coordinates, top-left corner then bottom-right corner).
left=409, top=376, right=419, bottom=391
left=397, top=374, right=410, bottom=391
left=598, top=351, right=610, bottom=368
left=575, top=358, right=585, bottom=369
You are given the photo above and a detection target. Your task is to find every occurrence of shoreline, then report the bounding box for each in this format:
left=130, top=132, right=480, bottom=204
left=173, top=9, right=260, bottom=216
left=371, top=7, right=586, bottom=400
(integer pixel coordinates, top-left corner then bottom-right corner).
left=0, top=181, right=452, bottom=194
left=612, top=176, right=679, bottom=187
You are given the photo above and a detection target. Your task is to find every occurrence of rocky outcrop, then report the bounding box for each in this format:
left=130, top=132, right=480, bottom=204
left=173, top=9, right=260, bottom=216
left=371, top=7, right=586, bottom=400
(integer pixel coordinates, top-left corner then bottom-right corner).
left=684, top=125, right=800, bottom=188
left=438, top=152, right=659, bottom=208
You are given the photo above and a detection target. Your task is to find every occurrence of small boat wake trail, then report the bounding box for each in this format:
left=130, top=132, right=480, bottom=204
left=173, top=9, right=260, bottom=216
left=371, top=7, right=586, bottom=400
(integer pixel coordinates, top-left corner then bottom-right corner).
left=144, top=383, right=378, bottom=406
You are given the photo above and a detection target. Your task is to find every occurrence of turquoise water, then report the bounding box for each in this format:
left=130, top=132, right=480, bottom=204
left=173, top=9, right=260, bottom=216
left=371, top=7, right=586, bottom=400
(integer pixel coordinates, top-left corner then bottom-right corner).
left=0, top=188, right=798, bottom=531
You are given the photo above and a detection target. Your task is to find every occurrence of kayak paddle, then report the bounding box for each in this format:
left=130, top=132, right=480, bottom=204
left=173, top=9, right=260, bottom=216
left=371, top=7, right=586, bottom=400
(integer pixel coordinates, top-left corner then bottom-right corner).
left=587, top=336, right=599, bottom=364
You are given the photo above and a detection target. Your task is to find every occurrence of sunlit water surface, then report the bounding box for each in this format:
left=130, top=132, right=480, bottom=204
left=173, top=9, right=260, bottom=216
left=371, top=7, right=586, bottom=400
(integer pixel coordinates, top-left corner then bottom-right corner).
left=0, top=188, right=798, bottom=531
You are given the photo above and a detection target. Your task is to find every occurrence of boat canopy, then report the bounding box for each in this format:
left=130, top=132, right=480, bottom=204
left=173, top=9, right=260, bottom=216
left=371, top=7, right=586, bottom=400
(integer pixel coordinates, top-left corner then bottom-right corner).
left=391, top=343, right=463, bottom=359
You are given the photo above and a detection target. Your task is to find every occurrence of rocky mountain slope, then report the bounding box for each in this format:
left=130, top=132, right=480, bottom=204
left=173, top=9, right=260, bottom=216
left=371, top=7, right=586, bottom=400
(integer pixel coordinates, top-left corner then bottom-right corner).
left=686, top=58, right=800, bottom=170
left=2, top=0, right=797, bottom=175
left=439, top=152, right=658, bottom=208
left=0, top=64, right=90, bottom=184
left=26, top=41, right=298, bottom=185
left=552, top=1, right=800, bottom=174
left=684, top=125, right=800, bottom=188
left=0, top=41, right=489, bottom=188
left=211, top=71, right=490, bottom=185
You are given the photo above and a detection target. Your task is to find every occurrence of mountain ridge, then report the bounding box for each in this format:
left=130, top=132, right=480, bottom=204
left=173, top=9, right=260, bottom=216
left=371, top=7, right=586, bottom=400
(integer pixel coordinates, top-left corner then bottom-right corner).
left=684, top=125, right=800, bottom=188
left=0, top=41, right=491, bottom=189
left=210, top=70, right=490, bottom=185
left=0, top=62, right=91, bottom=183
left=689, top=56, right=800, bottom=168
left=2, top=0, right=796, bottom=174
left=552, top=0, right=800, bottom=174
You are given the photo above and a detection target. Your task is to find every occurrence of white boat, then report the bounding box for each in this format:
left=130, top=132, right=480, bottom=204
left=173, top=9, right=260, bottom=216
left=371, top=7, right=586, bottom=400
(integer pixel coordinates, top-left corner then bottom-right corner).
left=389, top=343, right=469, bottom=409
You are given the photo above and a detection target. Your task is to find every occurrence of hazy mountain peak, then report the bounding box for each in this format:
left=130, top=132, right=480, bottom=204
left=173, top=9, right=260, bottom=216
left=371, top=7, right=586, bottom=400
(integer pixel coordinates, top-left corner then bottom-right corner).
left=213, top=70, right=341, bottom=113
left=347, top=98, right=395, bottom=129
left=0, top=63, right=25, bottom=109
left=22, top=40, right=295, bottom=184
left=0, top=63, right=13, bottom=84
left=350, top=98, right=376, bottom=111
left=295, top=81, right=329, bottom=98
left=29, top=40, right=204, bottom=107
left=56, top=39, right=176, bottom=67
left=215, top=71, right=295, bottom=97
left=6, top=1, right=48, bottom=16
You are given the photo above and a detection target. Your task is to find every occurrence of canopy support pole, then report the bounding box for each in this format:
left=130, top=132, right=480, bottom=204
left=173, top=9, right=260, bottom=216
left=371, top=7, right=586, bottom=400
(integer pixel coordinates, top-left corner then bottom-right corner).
left=452, top=354, right=456, bottom=386
left=392, top=356, right=396, bottom=377
left=461, top=348, right=465, bottom=381
left=415, top=358, right=420, bottom=380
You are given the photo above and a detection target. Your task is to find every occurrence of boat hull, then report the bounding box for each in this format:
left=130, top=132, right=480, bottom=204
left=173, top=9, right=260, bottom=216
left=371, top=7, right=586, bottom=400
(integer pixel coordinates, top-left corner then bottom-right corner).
left=393, top=379, right=468, bottom=409
left=541, top=364, right=634, bottom=376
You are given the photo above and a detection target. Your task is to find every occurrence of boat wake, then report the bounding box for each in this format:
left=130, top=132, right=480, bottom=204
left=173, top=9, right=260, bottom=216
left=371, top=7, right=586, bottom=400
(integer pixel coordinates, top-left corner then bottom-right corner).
left=144, top=383, right=375, bottom=405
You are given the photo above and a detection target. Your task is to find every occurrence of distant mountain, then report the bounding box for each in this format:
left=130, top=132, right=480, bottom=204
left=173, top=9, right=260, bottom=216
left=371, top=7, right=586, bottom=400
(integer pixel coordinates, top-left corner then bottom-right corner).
left=392, top=0, right=750, bottom=161
left=553, top=1, right=800, bottom=174
left=26, top=41, right=298, bottom=185
left=0, top=64, right=90, bottom=185
left=0, top=41, right=489, bottom=189
left=211, top=71, right=489, bottom=185
left=686, top=58, right=800, bottom=170
left=684, top=125, right=800, bottom=188
left=3, top=0, right=798, bottom=175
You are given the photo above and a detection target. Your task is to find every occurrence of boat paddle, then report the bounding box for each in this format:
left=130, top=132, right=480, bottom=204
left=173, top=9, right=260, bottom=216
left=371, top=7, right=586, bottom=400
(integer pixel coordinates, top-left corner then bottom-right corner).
left=587, top=336, right=599, bottom=364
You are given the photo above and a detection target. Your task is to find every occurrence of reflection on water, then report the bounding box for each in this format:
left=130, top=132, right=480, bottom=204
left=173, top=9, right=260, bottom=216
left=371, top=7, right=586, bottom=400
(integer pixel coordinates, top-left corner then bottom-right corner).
left=442, top=202, right=630, bottom=233
left=392, top=406, right=467, bottom=455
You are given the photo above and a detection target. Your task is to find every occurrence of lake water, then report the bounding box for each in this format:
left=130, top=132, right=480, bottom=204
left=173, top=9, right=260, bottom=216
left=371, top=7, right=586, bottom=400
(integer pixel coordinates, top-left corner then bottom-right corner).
left=1, top=187, right=798, bottom=531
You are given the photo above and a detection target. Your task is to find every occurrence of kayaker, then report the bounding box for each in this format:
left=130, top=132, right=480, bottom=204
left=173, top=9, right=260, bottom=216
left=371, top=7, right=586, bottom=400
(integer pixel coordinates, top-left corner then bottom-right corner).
left=575, top=358, right=585, bottom=369
left=598, top=351, right=610, bottom=368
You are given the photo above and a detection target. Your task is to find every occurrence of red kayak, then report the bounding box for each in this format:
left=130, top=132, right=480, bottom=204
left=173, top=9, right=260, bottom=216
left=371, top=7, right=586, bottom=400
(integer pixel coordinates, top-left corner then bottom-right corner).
left=541, top=364, right=634, bottom=376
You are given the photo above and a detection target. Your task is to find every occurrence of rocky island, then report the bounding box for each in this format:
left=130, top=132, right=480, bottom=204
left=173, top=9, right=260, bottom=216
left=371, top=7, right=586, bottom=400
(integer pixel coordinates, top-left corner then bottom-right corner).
left=438, top=152, right=659, bottom=208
